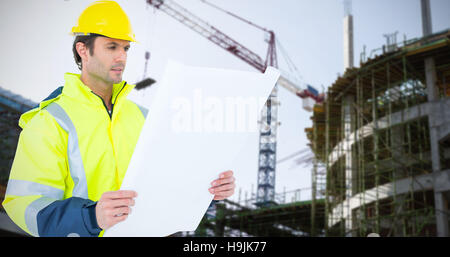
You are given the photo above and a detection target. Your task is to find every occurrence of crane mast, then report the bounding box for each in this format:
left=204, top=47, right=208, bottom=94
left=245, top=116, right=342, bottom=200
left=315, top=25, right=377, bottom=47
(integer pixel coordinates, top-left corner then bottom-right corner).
left=147, top=0, right=301, bottom=205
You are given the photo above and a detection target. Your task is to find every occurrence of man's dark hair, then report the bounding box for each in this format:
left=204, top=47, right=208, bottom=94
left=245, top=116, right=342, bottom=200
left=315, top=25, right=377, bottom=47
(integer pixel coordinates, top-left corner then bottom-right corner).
left=72, top=33, right=104, bottom=70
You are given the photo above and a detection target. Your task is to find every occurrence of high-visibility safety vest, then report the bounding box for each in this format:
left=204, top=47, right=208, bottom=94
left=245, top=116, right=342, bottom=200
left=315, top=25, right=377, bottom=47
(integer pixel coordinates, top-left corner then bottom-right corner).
left=2, top=73, right=148, bottom=237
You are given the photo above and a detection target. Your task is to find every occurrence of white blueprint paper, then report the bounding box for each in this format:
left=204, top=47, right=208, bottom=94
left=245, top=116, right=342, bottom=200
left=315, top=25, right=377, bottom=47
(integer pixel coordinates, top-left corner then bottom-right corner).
left=104, top=60, right=280, bottom=237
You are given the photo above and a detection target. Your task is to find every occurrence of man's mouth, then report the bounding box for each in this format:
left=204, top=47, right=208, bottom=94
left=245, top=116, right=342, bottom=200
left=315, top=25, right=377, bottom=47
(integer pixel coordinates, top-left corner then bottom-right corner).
left=111, top=68, right=123, bottom=73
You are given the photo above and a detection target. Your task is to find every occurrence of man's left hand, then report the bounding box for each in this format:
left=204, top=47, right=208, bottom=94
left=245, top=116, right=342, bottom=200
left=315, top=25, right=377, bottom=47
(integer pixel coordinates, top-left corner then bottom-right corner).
left=209, top=170, right=235, bottom=200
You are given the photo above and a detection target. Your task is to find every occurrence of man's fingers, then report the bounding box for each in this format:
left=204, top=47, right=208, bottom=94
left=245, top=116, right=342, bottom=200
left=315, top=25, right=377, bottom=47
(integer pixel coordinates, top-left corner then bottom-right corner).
left=115, top=214, right=128, bottom=221
left=209, top=171, right=236, bottom=198
left=108, top=198, right=135, bottom=208
left=102, top=197, right=135, bottom=210
left=213, top=189, right=235, bottom=200
left=97, top=190, right=137, bottom=230
left=112, top=206, right=132, bottom=217
left=211, top=176, right=235, bottom=187
left=103, top=190, right=137, bottom=199
left=218, top=170, right=233, bottom=179
left=210, top=183, right=234, bottom=193
left=111, top=213, right=128, bottom=224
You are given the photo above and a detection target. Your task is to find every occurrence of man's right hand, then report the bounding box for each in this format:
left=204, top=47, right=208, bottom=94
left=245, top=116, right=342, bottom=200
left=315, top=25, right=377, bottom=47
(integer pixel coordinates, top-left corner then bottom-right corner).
left=95, top=190, right=137, bottom=230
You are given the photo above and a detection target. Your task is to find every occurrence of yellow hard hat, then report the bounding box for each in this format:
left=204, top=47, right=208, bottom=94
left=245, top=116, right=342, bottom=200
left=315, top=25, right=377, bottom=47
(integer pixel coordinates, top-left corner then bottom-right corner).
left=71, top=0, right=137, bottom=42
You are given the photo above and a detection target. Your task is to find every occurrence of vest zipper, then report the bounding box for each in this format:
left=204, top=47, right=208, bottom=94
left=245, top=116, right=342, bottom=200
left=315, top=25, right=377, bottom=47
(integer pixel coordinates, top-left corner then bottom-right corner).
left=111, top=82, right=127, bottom=118
left=91, top=91, right=112, bottom=119
left=90, top=82, right=127, bottom=120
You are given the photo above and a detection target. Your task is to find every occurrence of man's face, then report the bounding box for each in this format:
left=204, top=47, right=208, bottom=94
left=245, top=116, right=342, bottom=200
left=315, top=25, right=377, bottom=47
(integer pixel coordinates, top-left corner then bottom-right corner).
left=83, top=36, right=130, bottom=84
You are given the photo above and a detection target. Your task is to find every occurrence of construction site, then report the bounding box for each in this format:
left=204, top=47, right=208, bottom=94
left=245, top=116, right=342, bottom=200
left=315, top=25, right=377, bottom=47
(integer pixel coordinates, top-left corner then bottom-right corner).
left=1, top=0, right=449, bottom=237
left=186, top=28, right=450, bottom=237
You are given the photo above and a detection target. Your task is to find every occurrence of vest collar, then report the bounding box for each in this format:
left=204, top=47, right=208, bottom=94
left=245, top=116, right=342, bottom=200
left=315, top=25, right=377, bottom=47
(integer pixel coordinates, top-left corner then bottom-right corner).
left=62, top=73, right=135, bottom=107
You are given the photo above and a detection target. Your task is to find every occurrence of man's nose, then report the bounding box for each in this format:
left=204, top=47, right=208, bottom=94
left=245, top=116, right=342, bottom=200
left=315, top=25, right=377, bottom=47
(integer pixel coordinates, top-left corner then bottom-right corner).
left=115, top=49, right=127, bottom=63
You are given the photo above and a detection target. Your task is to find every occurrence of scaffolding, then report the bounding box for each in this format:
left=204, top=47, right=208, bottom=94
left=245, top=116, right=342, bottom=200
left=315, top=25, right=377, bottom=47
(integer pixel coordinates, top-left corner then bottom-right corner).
left=187, top=192, right=326, bottom=237
left=306, top=29, right=450, bottom=236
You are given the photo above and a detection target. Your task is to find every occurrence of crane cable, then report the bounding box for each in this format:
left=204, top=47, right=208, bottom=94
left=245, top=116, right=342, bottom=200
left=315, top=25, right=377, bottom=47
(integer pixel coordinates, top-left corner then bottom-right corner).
left=277, top=148, right=311, bottom=164
left=276, top=38, right=304, bottom=86
left=199, top=0, right=306, bottom=90
left=199, top=0, right=270, bottom=33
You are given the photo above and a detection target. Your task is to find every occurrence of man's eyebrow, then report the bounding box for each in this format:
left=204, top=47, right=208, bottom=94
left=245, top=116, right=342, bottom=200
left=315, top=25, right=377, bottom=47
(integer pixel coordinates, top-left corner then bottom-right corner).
left=106, top=42, right=131, bottom=48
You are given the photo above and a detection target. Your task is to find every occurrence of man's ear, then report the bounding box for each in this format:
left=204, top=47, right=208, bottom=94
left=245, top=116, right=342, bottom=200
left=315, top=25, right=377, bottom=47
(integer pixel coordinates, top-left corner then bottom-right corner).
left=76, top=42, right=89, bottom=62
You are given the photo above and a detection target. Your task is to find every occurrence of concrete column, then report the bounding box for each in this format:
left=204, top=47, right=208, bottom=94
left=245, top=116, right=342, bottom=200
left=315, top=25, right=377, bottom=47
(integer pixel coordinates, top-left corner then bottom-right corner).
left=343, top=95, right=356, bottom=236
left=391, top=125, right=405, bottom=170
left=343, top=15, right=354, bottom=70
left=421, top=0, right=433, bottom=36
left=391, top=125, right=406, bottom=236
left=421, top=0, right=449, bottom=236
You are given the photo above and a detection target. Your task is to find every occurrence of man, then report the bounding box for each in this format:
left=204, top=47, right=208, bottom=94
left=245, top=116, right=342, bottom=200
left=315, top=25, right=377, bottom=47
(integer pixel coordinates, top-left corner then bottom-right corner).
left=2, top=0, right=235, bottom=237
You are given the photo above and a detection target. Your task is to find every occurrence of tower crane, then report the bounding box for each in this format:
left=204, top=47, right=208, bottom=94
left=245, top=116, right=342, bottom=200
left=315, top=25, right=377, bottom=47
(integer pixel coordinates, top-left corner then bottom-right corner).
left=146, top=0, right=322, bottom=206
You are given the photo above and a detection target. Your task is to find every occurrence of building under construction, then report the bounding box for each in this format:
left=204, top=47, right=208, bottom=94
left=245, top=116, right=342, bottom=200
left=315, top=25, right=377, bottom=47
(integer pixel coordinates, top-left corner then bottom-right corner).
left=158, top=0, right=450, bottom=237
left=175, top=28, right=446, bottom=238
left=306, top=29, right=450, bottom=236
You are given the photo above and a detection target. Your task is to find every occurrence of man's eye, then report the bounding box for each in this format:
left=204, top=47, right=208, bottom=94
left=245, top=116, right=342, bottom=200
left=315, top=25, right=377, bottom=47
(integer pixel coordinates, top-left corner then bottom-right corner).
left=125, top=47, right=130, bottom=52
left=108, top=46, right=116, bottom=50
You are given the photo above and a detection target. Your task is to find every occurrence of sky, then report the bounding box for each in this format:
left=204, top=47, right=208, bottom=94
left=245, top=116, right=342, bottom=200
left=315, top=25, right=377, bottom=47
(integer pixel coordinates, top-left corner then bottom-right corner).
left=0, top=0, right=449, bottom=204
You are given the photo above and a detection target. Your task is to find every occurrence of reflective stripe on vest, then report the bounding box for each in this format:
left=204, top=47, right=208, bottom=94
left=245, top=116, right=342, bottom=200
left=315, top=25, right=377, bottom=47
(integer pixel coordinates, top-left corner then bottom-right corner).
left=5, top=179, right=64, bottom=236
left=45, top=102, right=89, bottom=199
left=25, top=197, right=57, bottom=236
left=136, top=104, right=148, bottom=119
left=5, top=179, right=64, bottom=199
